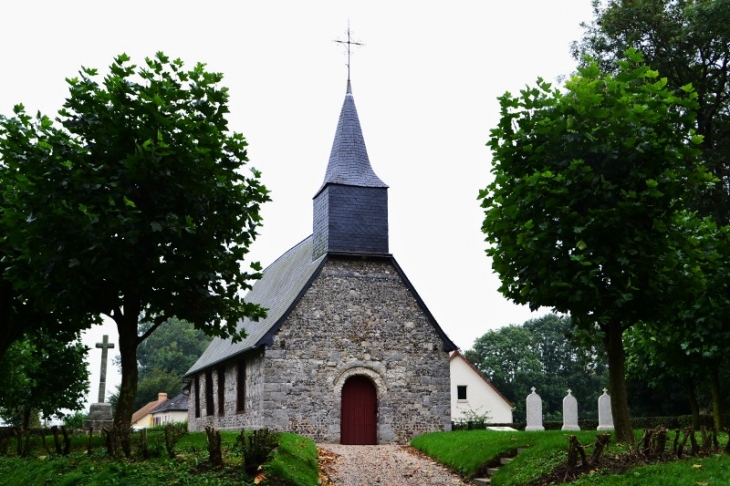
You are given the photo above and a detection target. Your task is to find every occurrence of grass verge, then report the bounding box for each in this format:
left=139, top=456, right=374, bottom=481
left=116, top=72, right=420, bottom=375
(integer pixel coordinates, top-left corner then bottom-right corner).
left=0, top=428, right=319, bottom=486
left=412, top=429, right=730, bottom=485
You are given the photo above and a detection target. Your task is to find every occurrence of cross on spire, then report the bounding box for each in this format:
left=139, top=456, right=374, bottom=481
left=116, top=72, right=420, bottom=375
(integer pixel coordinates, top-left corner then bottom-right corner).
left=334, top=24, right=364, bottom=90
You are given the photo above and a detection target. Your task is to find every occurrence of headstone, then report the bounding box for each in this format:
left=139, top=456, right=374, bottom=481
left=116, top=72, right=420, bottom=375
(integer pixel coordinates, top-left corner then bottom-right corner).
left=84, top=335, right=115, bottom=430
left=525, top=387, right=544, bottom=431
left=561, top=389, right=580, bottom=431
left=597, top=388, right=614, bottom=431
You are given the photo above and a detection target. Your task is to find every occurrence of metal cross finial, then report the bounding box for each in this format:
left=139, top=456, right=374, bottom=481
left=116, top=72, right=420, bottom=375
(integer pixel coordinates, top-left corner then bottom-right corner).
left=95, top=334, right=115, bottom=403
left=334, top=23, right=364, bottom=85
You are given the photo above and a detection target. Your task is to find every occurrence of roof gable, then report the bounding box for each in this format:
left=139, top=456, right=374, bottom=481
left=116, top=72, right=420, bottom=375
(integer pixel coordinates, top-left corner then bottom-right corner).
left=131, top=394, right=168, bottom=424
left=450, top=351, right=513, bottom=407
left=185, top=236, right=326, bottom=376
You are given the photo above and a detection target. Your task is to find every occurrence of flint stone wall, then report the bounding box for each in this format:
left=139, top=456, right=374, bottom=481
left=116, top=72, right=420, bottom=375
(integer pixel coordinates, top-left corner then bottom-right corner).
left=187, top=257, right=452, bottom=444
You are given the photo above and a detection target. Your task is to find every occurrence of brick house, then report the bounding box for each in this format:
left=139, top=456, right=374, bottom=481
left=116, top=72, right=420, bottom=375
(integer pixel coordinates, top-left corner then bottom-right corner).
left=184, top=81, right=457, bottom=444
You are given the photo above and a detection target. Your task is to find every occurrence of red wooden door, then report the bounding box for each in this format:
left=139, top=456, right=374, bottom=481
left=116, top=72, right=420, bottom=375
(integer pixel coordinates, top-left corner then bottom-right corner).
left=340, top=375, right=377, bottom=445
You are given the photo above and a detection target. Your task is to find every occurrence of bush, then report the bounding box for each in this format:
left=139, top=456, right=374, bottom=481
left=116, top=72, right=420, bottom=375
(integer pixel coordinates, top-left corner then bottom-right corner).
left=238, top=428, right=280, bottom=477
left=62, top=411, right=87, bottom=429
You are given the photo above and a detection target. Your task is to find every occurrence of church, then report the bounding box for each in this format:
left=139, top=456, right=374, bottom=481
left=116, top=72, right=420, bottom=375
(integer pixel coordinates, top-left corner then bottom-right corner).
left=184, top=77, right=457, bottom=445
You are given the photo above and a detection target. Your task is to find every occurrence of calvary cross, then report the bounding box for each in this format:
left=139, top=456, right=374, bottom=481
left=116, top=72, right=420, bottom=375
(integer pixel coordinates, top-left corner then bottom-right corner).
left=96, top=335, right=115, bottom=403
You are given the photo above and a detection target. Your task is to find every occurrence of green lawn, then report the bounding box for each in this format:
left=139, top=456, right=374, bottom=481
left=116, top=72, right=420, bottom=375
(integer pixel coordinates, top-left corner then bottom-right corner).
left=0, top=428, right=320, bottom=486
left=411, top=429, right=730, bottom=486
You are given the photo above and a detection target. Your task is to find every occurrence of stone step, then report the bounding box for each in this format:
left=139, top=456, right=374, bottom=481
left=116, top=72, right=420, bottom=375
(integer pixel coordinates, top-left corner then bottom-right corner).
left=473, top=478, right=491, bottom=486
left=487, top=467, right=500, bottom=475
left=500, top=457, right=513, bottom=465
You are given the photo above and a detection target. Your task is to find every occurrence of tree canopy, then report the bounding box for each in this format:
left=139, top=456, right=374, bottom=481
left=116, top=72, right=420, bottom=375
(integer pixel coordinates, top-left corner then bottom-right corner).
left=479, top=49, right=710, bottom=441
left=0, top=52, right=270, bottom=425
left=111, top=317, right=213, bottom=411
left=574, top=0, right=730, bottom=223
left=574, top=0, right=730, bottom=431
left=466, top=314, right=608, bottom=422
left=0, top=331, right=89, bottom=429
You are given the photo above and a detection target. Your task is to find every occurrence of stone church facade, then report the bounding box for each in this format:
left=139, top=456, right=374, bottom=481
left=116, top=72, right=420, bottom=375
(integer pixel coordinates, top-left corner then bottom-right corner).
left=184, top=80, right=456, bottom=444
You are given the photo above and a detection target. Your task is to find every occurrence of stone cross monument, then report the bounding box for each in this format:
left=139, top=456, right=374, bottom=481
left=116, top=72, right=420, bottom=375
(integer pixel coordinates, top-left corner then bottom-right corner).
left=95, top=334, right=115, bottom=403
left=84, top=334, right=115, bottom=430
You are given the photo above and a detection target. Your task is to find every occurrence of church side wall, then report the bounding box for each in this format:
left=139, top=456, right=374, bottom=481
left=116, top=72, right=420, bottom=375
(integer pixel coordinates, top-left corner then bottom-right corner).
left=262, top=258, right=452, bottom=444
left=187, top=348, right=266, bottom=431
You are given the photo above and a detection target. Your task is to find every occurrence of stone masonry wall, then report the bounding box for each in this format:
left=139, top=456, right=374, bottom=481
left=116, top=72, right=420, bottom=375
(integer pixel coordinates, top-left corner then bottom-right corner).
left=187, top=348, right=266, bottom=431
left=263, top=257, right=451, bottom=444
left=187, top=257, right=452, bottom=444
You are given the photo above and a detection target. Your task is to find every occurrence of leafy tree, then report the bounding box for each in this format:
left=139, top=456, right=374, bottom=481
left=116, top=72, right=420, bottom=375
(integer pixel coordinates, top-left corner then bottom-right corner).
left=625, top=215, right=730, bottom=429
left=110, top=317, right=213, bottom=411
left=0, top=332, right=89, bottom=429
left=479, top=50, right=710, bottom=442
left=466, top=314, right=608, bottom=422
left=1, top=169, right=99, bottom=358
left=574, top=0, right=730, bottom=224
left=466, top=324, right=541, bottom=420
left=575, top=0, right=730, bottom=431
left=0, top=53, right=270, bottom=426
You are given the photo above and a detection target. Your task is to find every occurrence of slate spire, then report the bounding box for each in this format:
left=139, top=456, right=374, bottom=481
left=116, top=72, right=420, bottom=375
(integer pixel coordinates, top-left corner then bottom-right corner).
left=315, top=82, right=388, bottom=195
left=312, top=83, right=389, bottom=259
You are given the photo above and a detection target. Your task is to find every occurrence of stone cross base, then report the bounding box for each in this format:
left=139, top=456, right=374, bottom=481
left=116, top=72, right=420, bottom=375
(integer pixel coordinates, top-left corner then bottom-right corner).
left=83, top=403, right=114, bottom=430
left=562, top=425, right=581, bottom=431
left=525, top=425, right=545, bottom=431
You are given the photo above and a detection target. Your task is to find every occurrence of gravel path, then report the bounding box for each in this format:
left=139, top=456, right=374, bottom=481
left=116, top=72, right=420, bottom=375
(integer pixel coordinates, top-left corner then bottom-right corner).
left=318, top=444, right=468, bottom=485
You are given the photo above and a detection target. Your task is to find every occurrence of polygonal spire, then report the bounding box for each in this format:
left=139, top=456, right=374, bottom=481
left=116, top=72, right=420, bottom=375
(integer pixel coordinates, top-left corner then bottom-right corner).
left=312, top=84, right=390, bottom=259
left=315, top=84, right=388, bottom=197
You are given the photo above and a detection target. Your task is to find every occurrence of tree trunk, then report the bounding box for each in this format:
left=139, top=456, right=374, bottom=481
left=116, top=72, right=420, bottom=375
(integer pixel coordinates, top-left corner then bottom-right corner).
left=684, top=377, right=701, bottom=429
left=113, top=312, right=140, bottom=426
left=22, top=407, right=31, bottom=431
left=709, top=362, right=724, bottom=431
left=605, top=320, right=634, bottom=443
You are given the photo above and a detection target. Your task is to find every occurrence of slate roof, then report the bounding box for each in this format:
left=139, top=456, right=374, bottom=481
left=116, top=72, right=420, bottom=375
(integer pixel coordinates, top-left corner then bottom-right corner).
left=184, top=236, right=326, bottom=377
left=315, top=82, right=388, bottom=197
left=151, top=392, right=188, bottom=414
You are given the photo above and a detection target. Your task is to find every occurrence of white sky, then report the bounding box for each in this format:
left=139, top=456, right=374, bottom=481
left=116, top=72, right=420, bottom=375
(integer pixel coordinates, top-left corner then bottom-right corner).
left=1, top=1, right=595, bottom=410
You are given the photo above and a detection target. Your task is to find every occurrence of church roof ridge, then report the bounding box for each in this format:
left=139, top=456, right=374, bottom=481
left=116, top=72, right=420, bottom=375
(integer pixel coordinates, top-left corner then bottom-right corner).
left=314, top=85, right=388, bottom=198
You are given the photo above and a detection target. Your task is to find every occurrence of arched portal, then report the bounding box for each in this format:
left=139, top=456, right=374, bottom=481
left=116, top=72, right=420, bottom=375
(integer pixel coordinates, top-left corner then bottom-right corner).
left=340, top=375, right=378, bottom=445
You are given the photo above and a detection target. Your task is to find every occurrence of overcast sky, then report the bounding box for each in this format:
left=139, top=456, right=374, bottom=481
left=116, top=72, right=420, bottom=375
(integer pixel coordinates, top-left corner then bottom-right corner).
left=1, top=1, right=596, bottom=410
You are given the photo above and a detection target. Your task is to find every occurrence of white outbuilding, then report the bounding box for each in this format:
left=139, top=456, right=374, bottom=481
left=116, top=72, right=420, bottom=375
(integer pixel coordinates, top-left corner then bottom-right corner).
left=450, top=351, right=514, bottom=424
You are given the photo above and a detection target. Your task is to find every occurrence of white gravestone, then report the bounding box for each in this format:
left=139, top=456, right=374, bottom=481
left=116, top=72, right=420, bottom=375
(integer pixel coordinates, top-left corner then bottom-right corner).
left=525, top=387, right=545, bottom=431
left=561, top=389, right=580, bottom=431
left=597, top=388, right=614, bottom=431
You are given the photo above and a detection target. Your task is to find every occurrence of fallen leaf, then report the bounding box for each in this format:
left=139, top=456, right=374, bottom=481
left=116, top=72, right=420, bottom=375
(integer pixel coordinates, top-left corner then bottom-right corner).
left=692, top=464, right=702, bottom=469
left=254, top=473, right=267, bottom=484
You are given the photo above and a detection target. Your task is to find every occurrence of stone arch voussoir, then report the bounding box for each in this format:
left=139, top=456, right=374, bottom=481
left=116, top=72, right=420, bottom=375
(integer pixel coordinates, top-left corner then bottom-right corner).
left=333, top=366, right=387, bottom=397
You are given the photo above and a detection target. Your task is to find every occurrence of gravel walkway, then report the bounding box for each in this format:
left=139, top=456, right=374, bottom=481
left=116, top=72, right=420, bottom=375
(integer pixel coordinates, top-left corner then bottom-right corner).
left=318, top=444, right=468, bottom=485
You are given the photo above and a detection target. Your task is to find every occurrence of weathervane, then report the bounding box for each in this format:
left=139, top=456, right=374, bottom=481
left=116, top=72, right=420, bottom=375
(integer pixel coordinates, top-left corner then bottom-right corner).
left=334, top=23, right=364, bottom=84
